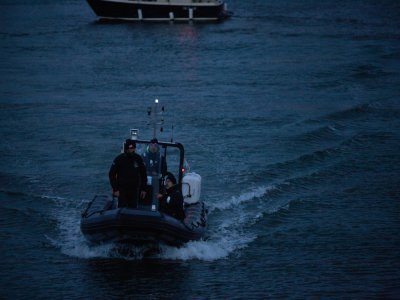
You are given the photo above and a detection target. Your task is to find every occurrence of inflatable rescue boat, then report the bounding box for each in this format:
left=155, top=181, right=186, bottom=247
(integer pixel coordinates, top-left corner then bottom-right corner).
left=80, top=100, right=207, bottom=246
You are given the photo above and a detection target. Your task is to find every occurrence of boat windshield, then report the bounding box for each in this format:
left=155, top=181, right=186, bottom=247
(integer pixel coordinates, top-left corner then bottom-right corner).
left=135, top=141, right=182, bottom=182
left=134, top=140, right=184, bottom=210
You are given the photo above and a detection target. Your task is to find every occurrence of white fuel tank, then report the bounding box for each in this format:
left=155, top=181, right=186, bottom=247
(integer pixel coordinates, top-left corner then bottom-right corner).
left=182, top=172, right=201, bottom=204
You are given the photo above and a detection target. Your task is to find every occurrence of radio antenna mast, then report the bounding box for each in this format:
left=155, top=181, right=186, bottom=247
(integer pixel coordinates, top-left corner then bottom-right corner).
left=147, top=99, right=164, bottom=139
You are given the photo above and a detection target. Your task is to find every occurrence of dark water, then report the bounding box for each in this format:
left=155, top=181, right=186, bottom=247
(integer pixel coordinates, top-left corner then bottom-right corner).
left=1, top=0, right=400, bottom=298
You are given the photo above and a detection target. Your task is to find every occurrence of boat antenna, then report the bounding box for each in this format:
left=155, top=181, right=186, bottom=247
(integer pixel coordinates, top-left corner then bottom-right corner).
left=147, top=98, right=164, bottom=139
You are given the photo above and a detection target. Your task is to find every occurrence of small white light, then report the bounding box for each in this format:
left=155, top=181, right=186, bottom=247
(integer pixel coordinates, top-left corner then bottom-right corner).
left=155, top=99, right=159, bottom=103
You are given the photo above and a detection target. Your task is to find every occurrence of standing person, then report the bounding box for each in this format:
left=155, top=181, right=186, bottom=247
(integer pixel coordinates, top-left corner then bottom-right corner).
left=157, top=172, right=185, bottom=221
left=109, top=139, right=147, bottom=208
left=142, top=138, right=167, bottom=176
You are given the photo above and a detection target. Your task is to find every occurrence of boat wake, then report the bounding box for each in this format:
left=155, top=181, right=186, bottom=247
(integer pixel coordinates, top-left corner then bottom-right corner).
left=48, top=184, right=284, bottom=261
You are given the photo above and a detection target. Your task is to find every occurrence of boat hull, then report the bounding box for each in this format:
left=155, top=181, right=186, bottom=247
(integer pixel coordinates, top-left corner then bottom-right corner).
left=86, top=0, right=231, bottom=22
left=80, top=195, right=207, bottom=246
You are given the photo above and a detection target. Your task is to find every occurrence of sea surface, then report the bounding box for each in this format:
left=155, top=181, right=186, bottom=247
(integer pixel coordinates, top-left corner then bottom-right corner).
left=1, top=0, right=400, bottom=298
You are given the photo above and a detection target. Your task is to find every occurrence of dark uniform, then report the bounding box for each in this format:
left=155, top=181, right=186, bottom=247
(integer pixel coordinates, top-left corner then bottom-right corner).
left=109, top=140, right=147, bottom=208
left=158, top=173, right=185, bottom=221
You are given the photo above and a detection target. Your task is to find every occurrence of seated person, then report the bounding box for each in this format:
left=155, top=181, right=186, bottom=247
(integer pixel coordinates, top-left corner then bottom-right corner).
left=142, top=138, right=167, bottom=176
left=157, top=172, right=185, bottom=221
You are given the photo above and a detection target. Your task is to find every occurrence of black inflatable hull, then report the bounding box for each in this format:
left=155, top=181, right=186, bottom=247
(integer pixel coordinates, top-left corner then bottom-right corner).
left=81, top=195, right=207, bottom=246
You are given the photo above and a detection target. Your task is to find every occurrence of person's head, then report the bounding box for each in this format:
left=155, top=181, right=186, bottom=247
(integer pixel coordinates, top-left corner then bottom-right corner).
left=164, top=172, right=177, bottom=188
left=125, top=139, right=136, bottom=154
left=148, top=138, right=159, bottom=153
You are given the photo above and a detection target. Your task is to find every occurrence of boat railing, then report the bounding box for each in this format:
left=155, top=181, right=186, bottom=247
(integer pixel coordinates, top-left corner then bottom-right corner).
left=81, top=195, right=116, bottom=218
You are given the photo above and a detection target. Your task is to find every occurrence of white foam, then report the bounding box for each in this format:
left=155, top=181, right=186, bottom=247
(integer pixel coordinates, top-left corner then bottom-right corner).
left=160, top=234, right=255, bottom=261
left=158, top=186, right=276, bottom=261
left=44, top=194, right=109, bottom=258
left=209, top=185, right=274, bottom=212
left=48, top=184, right=278, bottom=261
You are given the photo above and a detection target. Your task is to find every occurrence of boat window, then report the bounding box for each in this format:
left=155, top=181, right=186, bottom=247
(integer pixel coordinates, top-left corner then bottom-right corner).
left=136, top=141, right=181, bottom=181
left=137, top=142, right=164, bottom=177
left=164, top=146, right=181, bottom=182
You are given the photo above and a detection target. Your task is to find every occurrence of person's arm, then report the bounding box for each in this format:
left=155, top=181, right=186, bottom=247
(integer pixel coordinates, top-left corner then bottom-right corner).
left=109, top=157, right=119, bottom=194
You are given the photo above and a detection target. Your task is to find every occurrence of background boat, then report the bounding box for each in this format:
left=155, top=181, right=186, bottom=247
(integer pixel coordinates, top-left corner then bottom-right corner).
left=86, top=0, right=232, bottom=22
